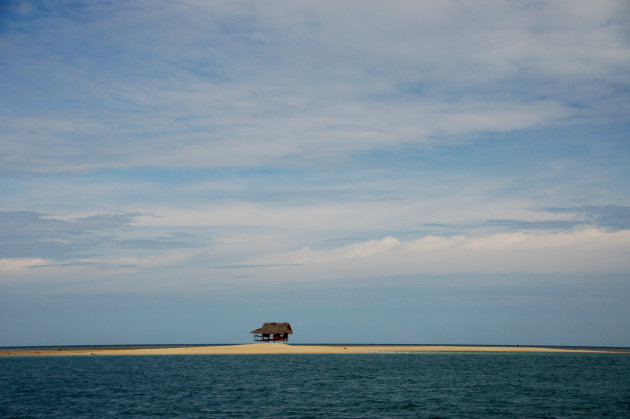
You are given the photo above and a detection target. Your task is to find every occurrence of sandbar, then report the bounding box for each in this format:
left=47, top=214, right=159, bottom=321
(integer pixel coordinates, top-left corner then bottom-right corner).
left=1, top=344, right=626, bottom=356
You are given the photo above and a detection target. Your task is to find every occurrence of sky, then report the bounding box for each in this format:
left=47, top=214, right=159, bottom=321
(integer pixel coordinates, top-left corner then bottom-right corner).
left=1, top=0, right=629, bottom=347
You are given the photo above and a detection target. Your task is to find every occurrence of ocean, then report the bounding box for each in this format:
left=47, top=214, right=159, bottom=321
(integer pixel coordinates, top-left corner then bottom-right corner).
left=2, top=352, right=629, bottom=418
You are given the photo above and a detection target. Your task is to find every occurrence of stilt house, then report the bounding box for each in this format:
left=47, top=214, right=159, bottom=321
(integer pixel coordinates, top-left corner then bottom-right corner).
left=250, top=322, right=293, bottom=343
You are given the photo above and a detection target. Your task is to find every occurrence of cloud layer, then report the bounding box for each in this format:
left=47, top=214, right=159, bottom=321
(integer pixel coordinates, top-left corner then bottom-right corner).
left=2, top=0, right=628, bottom=174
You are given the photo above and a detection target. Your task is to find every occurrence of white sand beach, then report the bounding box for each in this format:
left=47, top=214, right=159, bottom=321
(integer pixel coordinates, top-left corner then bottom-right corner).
left=1, top=344, right=625, bottom=356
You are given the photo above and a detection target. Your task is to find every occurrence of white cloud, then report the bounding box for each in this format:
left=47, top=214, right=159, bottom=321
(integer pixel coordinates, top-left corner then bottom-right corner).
left=0, top=258, right=47, bottom=274
left=293, top=237, right=401, bottom=264
left=4, top=220, right=629, bottom=291
left=248, top=229, right=630, bottom=283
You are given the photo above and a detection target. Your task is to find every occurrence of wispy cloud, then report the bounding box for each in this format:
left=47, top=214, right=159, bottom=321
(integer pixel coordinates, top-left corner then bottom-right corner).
left=0, top=211, right=198, bottom=261
left=544, top=205, right=630, bottom=232
left=2, top=1, right=628, bottom=174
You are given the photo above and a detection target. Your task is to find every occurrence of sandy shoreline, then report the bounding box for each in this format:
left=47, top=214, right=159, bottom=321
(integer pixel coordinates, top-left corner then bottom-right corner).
left=1, top=344, right=627, bottom=356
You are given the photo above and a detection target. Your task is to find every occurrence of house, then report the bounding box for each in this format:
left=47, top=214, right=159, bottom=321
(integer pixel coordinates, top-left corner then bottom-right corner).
left=250, top=322, right=293, bottom=343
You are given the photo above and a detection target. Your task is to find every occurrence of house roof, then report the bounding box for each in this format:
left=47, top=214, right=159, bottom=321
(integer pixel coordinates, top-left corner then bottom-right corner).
left=250, top=322, right=293, bottom=334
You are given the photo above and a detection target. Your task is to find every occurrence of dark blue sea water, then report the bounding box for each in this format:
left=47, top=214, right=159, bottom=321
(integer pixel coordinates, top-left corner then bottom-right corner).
left=2, top=352, right=629, bottom=418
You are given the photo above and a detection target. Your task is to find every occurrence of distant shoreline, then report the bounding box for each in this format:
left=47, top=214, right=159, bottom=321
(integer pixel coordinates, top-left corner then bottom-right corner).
left=2, top=343, right=629, bottom=356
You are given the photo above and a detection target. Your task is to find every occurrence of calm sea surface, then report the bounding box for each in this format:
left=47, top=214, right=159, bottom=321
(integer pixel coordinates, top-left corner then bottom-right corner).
left=1, top=352, right=629, bottom=418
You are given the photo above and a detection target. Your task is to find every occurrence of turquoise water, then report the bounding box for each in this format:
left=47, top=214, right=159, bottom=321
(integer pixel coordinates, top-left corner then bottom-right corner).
left=2, top=352, right=629, bottom=417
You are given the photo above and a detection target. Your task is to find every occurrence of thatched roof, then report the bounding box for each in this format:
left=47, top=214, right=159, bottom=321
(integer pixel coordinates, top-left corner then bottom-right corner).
left=250, top=322, right=293, bottom=334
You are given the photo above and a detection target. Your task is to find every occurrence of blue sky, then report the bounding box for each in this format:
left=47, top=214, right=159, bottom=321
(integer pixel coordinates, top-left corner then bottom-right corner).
left=1, top=0, right=630, bottom=346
